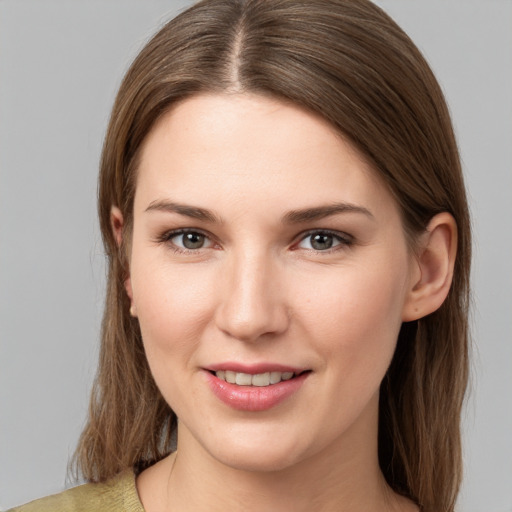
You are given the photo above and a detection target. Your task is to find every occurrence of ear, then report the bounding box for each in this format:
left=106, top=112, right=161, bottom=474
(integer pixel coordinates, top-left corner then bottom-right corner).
left=402, top=212, right=457, bottom=322
left=110, top=206, right=136, bottom=316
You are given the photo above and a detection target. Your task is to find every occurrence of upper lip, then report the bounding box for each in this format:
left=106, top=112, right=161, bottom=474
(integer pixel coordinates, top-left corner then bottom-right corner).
left=205, top=362, right=308, bottom=374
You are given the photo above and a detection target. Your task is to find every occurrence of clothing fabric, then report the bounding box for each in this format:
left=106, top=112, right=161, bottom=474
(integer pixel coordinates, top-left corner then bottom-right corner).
left=8, top=470, right=145, bottom=512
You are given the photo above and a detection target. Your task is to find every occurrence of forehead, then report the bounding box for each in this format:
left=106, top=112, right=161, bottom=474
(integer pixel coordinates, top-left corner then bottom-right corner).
left=134, top=93, right=398, bottom=220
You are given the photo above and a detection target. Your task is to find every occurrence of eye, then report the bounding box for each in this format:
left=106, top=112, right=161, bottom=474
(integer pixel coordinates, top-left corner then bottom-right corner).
left=296, top=230, right=351, bottom=251
left=166, top=230, right=214, bottom=251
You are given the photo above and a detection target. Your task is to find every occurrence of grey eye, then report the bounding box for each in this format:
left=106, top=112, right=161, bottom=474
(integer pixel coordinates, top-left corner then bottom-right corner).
left=309, top=233, right=334, bottom=250
left=297, top=231, right=346, bottom=251
left=172, top=231, right=209, bottom=250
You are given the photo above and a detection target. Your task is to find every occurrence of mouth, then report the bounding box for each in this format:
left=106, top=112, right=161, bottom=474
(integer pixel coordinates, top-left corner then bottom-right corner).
left=204, top=366, right=311, bottom=411
left=211, top=370, right=307, bottom=387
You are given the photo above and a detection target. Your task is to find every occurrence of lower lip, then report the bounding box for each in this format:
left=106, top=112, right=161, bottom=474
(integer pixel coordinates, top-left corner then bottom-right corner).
left=204, top=371, right=309, bottom=412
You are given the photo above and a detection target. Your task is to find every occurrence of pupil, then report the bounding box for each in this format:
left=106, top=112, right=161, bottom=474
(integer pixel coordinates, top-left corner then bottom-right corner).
left=183, top=232, right=204, bottom=249
left=311, top=233, right=333, bottom=250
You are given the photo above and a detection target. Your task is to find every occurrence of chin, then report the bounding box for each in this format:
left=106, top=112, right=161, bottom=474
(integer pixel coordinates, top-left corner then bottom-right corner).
left=213, top=446, right=302, bottom=473
left=198, top=427, right=313, bottom=474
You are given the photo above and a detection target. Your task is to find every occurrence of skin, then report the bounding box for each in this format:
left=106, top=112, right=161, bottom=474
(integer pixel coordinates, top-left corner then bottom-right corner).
left=112, top=93, right=456, bottom=512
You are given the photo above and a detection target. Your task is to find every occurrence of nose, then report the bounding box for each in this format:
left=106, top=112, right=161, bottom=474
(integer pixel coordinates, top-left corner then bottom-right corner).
left=214, top=250, right=290, bottom=343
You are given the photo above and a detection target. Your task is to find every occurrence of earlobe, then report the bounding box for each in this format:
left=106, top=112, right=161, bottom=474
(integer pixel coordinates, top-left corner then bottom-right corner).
left=402, top=212, right=457, bottom=322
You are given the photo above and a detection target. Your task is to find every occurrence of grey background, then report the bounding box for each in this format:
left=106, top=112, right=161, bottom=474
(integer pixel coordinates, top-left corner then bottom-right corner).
left=0, top=1, right=511, bottom=510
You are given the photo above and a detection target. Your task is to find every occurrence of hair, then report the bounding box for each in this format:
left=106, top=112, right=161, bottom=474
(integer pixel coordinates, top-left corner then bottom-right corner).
left=72, top=1, right=471, bottom=511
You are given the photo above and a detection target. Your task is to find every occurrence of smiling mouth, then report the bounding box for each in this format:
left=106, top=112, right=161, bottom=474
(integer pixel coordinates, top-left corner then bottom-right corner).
left=206, top=368, right=311, bottom=411
left=212, top=370, right=308, bottom=387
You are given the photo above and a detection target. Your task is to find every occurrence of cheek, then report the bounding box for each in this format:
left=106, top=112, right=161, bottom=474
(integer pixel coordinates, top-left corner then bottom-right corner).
left=296, top=258, right=408, bottom=372
left=130, top=254, right=215, bottom=366
left=130, top=260, right=218, bottom=412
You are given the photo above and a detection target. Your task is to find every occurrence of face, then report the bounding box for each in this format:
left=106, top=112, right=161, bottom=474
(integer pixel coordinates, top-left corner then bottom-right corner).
left=125, top=93, right=417, bottom=473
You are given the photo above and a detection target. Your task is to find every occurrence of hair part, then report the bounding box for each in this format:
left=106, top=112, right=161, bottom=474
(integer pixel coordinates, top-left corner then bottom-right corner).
left=73, top=2, right=471, bottom=511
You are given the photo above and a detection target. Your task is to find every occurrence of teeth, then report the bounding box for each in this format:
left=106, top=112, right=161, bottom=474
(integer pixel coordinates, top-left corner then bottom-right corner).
left=270, top=371, right=282, bottom=384
left=235, top=372, right=253, bottom=386
left=252, top=372, right=270, bottom=387
left=215, top=370, right=296, bottom=386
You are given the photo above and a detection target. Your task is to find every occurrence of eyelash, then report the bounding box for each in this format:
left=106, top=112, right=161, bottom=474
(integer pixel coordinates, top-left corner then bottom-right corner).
left=155, top=228, right=354, bottom=254
left=294, top=229, right=354, bottom=253
left=155, top=228, right=215, bottom=254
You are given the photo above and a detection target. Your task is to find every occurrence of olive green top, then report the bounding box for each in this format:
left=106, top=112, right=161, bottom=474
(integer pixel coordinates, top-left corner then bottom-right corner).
left=8, top=470, right=145, bottom=512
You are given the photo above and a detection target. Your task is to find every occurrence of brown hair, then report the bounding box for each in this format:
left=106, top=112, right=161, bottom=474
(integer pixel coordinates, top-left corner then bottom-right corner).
left=73, top=1, right=471, bottom=511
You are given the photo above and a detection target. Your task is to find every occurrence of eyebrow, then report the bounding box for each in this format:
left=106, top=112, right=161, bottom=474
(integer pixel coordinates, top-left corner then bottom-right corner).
left=145, top=200, right=221, bottom=223
left=282, top=203, right=374, bottom=223
left=145, top=199, right=374, bottom=224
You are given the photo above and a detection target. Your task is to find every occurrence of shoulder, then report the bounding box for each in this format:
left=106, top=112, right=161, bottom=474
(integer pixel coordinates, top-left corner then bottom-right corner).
left=7, top=470, right=145, bottom=512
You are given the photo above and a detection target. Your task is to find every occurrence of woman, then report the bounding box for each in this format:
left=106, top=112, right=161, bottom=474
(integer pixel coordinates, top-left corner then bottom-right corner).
left=10, top=0, right=471, bottom=511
